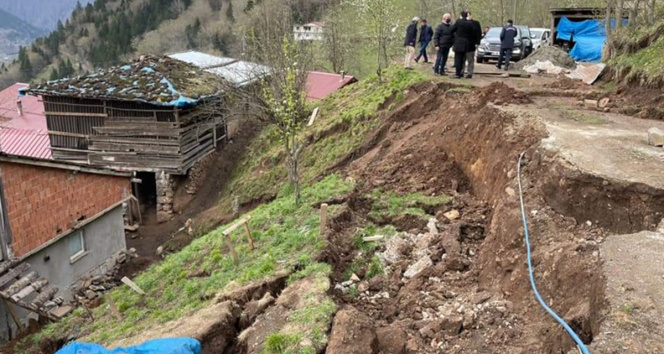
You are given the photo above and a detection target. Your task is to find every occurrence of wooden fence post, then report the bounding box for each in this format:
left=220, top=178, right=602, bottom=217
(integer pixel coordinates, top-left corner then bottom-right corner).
left=105, top=294, right=123, bottom=322
left=320, top=203, right=328, bottom=236
left=225, top=234, right=239, bottom=264
left=243, top=222, right=254, bottom=250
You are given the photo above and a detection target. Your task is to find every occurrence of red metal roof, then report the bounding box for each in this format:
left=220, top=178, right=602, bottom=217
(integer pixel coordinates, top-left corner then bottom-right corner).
left=0, top=83, right=51, bottom=159
left=306, top=71, right=357, bottom=101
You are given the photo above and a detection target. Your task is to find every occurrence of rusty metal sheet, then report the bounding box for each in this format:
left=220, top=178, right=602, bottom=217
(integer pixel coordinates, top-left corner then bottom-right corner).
left=566, top=63, right=606, bottom=85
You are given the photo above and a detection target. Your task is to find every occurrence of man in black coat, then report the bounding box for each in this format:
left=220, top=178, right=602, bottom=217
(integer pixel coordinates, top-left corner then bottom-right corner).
left=415, top=19, right=434, bottom=63
left=497, top=19, right=517, bottom=71
left=464, top=11, right=483, bottom=78
left=433, top=13, right=453, bottom=75
left=450, top=11, right=475, bottom=79
left=404, top=17, right=420, bottom=69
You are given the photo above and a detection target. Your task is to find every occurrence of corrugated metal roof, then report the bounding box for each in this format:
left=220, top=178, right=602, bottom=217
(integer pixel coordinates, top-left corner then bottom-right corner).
left=168, top=51, right=236, bottom=69
left=0, top=83, right=52, bottom=160
left=0, top=128, right=52, bottom=160
left=168, top=51, right=271, bottom=86
left=306, top=71, right=357, bottom=101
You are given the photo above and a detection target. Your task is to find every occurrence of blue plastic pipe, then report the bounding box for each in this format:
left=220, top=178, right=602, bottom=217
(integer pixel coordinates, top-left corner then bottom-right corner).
left=516, top=152, right=590, bottom=354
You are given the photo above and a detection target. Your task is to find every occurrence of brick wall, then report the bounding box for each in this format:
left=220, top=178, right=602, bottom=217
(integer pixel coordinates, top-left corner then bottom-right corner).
left=0, top=162, right=130, bottom=257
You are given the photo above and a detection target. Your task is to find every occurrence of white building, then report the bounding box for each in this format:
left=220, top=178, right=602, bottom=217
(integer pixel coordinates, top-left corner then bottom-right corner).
left=293, top=22, right=324, bottom=41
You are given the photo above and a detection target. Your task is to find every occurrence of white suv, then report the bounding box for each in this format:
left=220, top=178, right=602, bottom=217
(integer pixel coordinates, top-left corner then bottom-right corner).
left=530, top=28, right=552, bottom=50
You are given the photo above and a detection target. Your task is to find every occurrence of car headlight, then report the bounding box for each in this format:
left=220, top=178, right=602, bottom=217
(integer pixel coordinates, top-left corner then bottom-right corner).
left=513, top=48, right=521, bottom=53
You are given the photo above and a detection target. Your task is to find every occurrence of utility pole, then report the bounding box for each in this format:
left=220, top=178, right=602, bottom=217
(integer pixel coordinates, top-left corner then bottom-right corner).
left=513, top=0, right=517, bottom=23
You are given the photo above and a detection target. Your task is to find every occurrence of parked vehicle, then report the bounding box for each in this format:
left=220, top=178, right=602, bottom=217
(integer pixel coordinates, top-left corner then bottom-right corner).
left=476, top=27, right=530, bottom=63
left=516, top=26, right=535, bottom=57
left=530, top=27, right=552, bottom=50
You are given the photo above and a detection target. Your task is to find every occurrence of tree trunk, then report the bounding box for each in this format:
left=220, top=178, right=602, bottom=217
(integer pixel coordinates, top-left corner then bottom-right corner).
left=616, top=0, right=624, bottom=29
left=605, top=0, right=613, bottom=36
left=649, top=0, right=656, bottom=23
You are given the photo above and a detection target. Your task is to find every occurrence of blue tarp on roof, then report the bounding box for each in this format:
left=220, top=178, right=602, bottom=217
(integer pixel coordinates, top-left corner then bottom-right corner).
left=556, top=17, right=628, bottom=62
left=56, top=338, right=201, bottom=354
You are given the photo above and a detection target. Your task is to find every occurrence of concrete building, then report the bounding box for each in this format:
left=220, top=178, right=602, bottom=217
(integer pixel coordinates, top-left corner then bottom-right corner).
left=294, top=22, right=325, bottom=41
left=0, top=83, right=132, bottom=342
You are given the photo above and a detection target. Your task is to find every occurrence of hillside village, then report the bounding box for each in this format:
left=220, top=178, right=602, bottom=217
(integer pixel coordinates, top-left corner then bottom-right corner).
left=0, top=0, right=662, bottom=353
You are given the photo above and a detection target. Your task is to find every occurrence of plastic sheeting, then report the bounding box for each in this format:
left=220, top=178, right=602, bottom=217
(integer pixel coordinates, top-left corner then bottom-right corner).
left=56, top=338, right=201, bottom=354
left=556, top=17, right=606, bottom=62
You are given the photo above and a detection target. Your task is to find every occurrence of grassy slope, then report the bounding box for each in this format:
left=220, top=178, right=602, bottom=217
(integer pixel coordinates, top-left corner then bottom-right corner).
left=24, top=68, right=429, bottom=350
left=607, top=19, right=664, bottom=84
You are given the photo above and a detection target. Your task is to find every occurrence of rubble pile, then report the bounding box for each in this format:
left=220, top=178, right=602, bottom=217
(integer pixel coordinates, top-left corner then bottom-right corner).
left=516, top=46, right=577, bottom=71
left=75, top=248, right=138, bottom=303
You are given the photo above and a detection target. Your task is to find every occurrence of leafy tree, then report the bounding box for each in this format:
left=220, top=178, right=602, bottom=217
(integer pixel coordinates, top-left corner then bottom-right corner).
left=344, top=0, right=401, bottom=80
left=49, top=68, right=60, bottom=81
left=185, top=18, right=202, bottom=49
left=322, top=3, right=354, bottom=73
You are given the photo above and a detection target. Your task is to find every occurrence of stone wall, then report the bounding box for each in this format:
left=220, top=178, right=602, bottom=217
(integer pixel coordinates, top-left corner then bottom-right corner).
left=156, top=171, right=174, bottom=223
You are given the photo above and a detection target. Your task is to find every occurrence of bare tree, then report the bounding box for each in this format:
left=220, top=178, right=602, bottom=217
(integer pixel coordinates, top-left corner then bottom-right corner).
left=322, top=3, right=353, bottom=73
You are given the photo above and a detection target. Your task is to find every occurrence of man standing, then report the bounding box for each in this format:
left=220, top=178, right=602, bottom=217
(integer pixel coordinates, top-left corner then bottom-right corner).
left=404, top=17, right=420, bottom=70
left=497, top=19, right=517, bottom=71
left=465, top=11, right=482, bottom=78
left=433, top=13, right=454, bottom=75
left=415, top=19, right=434, bottom=63
left=451, top=11, right=474, bottom=79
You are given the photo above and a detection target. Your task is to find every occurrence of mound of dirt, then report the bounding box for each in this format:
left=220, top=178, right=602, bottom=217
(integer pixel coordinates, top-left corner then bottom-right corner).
left=516, top=46, right=577, bottom=70
left=473, top=82, right=533, bottom=106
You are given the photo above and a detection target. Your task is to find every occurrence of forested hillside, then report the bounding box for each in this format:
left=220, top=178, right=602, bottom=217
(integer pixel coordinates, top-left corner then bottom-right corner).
left=0, top=0, right=94, bottom=31
left=0, top=9, right=46, bottom=63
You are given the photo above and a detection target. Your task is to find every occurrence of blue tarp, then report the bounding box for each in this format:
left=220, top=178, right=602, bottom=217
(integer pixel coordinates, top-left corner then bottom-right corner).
left=556, top=17, right=628, bottom=62
left=556, top=17, right=606, bottom=62
left=56, top=338, right=201, bottom=354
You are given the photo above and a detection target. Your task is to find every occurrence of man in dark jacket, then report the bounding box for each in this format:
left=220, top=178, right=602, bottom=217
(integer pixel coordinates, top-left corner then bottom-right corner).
left=450, top=11, right=474, bottom=78
left=497, top=19, right=517, bottom=71
left=464, top=11, right=482, bottom=78
left=404, top=17, right=420, bottom=69
left=433, top=13, right=453, bottom=75
left=415, top=19, right=434, bottom=63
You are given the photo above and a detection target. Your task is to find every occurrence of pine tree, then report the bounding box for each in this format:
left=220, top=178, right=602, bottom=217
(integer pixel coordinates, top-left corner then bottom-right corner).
left=226, top=1, right=235, bottom=22
left=50, top=68, right=60, bottom=81
left=208, top=0, right=222, bottom=11
left=185, top=18, right=202, bottom=49
left=18, top=47, right=32, bottom=82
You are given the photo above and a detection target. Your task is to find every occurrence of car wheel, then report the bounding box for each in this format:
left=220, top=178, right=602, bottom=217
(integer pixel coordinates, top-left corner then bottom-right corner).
left=476, top=57, right=484, bottom=64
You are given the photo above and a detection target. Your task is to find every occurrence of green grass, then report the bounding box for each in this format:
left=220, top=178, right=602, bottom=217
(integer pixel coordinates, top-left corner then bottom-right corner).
left=224, top=67, right=428, bottom=210
left=353, top=223, right=398, bottom=253
left=26, top=175, right=353, bottom=348
left=366, top=256, right=384, bottom=279
left=367, top=189, right=450, bottom=221
left=621, top=304, right=634, bottom=315
left=263, top=265, right=336, bottom=353
left=608, top=19, right=664, bottom=85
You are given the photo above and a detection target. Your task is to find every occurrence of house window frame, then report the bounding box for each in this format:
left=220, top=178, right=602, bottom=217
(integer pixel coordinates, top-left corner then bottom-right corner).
left=68, top=230, right=87, bottom=264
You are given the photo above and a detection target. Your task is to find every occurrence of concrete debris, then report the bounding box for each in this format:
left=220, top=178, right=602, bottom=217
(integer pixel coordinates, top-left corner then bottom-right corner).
left=404, top=256, right=433, bottom=279
left=427, top=218, right=439, bottom=235
left=523, top=60, right=566, bottom=75
left=647, top=127, right=664, bottom=147
left=74, top=249, right=137, bottom=304
left=155, top=246, right=164, bottom=257
left=363, top=235, right=384, bottom=242
left=444, top=209, right=460, bottom=221
left=350, top=273, right=361, bottom=282
left=516, top=46, right=576, bottom=70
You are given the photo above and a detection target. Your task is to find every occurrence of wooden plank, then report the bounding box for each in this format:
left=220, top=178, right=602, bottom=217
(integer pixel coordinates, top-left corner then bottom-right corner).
left=31, top=286, right=57, bottom=309
left=4, top=271, right=37, bottom=297
left=89, top=143, right=181, bottom=155
left=93, top=126, right=182, bottom=137
left=11, top=279, right=48, bottom=302
left=320, top=203, right=328, bottom=236
left=0, top=259, right=20, bottom=276
left=44, top=111, right=108, bottom=118
left=48, top=131, right=90, bottom=138
left=50, top=305, right=74, bottom=319
left=121, top=277, right=145, bottom=295
left=90, top=136, right=180, bottom=146
left=222, top=216, right=251, bottom=236
left=0, top=263, right=30, bottom=289
left=103, top=121, right=179, bottom=129
left=243, top=223, right=254, bottom=250
left=2, top=299, right=23, bottom=332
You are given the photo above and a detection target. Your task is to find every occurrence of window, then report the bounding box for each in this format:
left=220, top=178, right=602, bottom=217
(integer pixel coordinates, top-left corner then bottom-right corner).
left=68, top=230, right=86, bottom=263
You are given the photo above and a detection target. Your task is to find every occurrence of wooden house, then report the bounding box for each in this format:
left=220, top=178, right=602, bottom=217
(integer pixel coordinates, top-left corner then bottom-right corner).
left=28, top=56, right=226, bottom=175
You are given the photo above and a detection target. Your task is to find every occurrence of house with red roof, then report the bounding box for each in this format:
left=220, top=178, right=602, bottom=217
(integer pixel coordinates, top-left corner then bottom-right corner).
left=0, top=83, right=132, bottom=342
left=306, top=71, right=357, bottom=101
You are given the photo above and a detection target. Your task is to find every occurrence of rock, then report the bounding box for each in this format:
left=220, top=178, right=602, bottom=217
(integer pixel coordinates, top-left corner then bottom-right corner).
left=583, top=99, right=598, bottom=109
left=446, top=256, right=470, bottom=271
left=471, top=291, right=492, bottom=305
left=157, top=195, right=173, bottom=205
left=377, top=323, right=407, bottom=354
left=350, top=273, right=361, bottom=282
left=648, top=127, right=664, bottom=147
left=404, top=256, right=433, bottom=279
left=505, top=187, right=516, bottom=197
left=444, top=209, right=460, bottom=221
left=379, top=237, right=411, bottom=265
left=327, top=306, right=379, bottom=354
left=358, top=281, right=369, bottom=292
left=368, top=276, right=385, bottom=291
left=155, top=246, right=164, bottom=257
left=89, top=285, right=105, bottom=292
left=463, top=311, right=476, bottom=328
left=157, top=210, right=173, bottom=224
left=85, top=290, right=97, bottom=300
left=427, top=218, right=438, bottom=235
left=598, top=97, right=611, bottom=108
left=657, top=218, right=664, bottom=234
left=163, top=204, right=173, bottom=212
left=341, top=280, right=354, bottom=287
left=441, top=315, right=463, bottom=335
